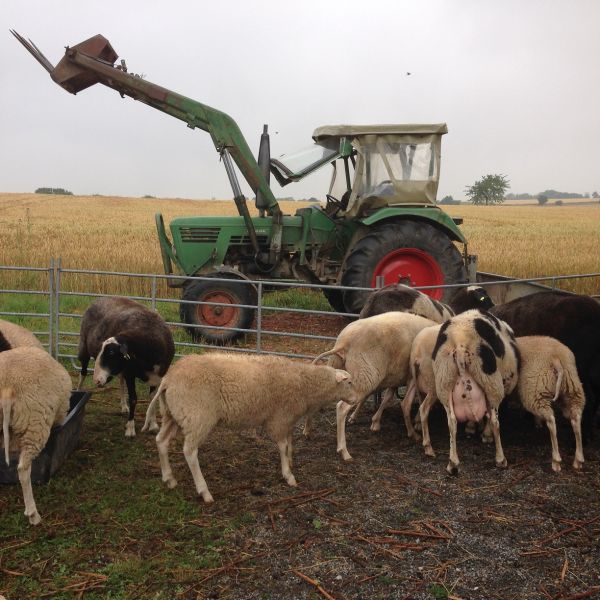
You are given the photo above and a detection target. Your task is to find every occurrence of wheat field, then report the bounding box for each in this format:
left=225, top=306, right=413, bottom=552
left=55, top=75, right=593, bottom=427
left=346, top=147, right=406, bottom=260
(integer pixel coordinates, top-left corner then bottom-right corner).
left=0, top=193, right=598, bottom=295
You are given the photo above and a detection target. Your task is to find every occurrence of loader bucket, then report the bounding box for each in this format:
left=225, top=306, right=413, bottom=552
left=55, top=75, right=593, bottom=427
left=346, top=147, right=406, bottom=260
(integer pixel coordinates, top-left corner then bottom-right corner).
left=11, top=31, right=117, bottom=94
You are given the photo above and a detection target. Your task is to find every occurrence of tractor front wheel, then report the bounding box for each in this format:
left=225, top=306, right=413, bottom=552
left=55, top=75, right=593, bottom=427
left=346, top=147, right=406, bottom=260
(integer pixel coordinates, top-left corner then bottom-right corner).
left=180, top=277, right=256, bottom=344
left=340, top=220, right=467, bottom=314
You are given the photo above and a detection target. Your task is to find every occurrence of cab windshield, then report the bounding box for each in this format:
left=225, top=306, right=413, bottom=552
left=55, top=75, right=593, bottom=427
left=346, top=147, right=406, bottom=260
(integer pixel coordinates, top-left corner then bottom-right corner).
left=270, top=140, right=340, bottom=185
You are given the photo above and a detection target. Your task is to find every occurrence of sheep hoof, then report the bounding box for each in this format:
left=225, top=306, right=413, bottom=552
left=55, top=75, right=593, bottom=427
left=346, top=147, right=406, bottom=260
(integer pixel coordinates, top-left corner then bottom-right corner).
left=496, top=458, right=508, bottom=469
left=148, top=422, right=159, bottom=433
left=338, top=448, right=353, bottom=462
left=165, top=477, right=178, bottom=489
left=28, top=511, right=41, bottom=526
left=413, top=421, right=422, bottom=433
left=125, top=421, right=136, bottom=437
left=286, top=475, right=298, bottom=487
left=424, top=445, right=436, bottom=458
left=573, top=459, right=584, bottom=470
left=481, top=434, right=493, bottom=444
left=552, top=461, right=562, bottom=473
left=201, top=491, right=214, bottom=504
left=446, top=463, right=459, bottom=476
left=410, top=431, right=422, bottom=442
left=120, top=405, right=129, bottom=415
left=370, top=422, right=381, bottom=432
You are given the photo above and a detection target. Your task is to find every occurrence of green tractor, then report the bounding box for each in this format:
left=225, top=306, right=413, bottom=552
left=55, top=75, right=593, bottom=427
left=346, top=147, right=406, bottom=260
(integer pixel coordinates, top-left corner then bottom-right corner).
left=14, top=32, right=469, bottom=343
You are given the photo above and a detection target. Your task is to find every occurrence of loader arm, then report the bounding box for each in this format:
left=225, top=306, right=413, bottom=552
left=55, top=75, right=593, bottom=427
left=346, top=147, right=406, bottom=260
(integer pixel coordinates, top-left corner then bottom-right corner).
left=11, top=31, right=280, bottom=217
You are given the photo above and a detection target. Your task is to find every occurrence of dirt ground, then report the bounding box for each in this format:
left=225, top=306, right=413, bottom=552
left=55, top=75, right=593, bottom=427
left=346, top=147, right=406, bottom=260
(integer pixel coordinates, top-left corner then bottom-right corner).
left=158, top=312, right=600, bottom=600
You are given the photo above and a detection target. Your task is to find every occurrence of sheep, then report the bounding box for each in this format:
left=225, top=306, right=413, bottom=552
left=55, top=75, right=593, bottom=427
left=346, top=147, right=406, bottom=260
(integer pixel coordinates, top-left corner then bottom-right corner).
left=77, top=297, right=175, bottom=437
left=312, top=311, right=436, bottom=461
left=491, top=291, right=600, bottom=442
left=141, top=353, right=357, bottom=503
left=359, top=283, right=494, bottom=321
left=0, top=346, right=72, bottom=525
left=515, top=336, right=585, bottom=472
left=0, top=318, right=44, bottom=352
left=432, top=310, right=519, bottom=474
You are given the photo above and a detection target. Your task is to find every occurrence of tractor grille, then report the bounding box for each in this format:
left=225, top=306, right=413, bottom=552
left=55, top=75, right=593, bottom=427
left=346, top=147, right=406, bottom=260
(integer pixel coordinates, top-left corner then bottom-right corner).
left=180, top=227, right=220, bottom=243
left=229, top=234, right=269, bottom=246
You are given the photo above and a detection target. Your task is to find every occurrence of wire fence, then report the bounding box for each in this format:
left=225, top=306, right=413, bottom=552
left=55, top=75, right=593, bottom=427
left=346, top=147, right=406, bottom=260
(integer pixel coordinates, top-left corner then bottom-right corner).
left=1, top=262, right=599, bottom=371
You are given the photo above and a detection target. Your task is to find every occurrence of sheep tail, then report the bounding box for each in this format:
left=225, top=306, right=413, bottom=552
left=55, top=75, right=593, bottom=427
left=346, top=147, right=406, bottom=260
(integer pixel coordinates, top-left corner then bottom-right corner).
left=312, top=348, right=343, bottom=364
left=142, top=379, right=167, bottom=432
left=550, top=358, right=564, bottom=404
left=1, top=388, right=13, bottom=466
left=453, top=346, right=469, bottom=378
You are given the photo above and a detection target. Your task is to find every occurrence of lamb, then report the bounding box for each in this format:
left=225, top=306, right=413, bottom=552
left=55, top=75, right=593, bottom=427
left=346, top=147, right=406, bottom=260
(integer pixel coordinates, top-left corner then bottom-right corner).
left=0, top=346, right=72, bottom=525
left=432, top=310, right=519, bottom=474
left=77, top=297, right=175, bottom=437
left=491, top=291, right=600, bottom=441
left=0, top=318, right=44, bottom=352
left=515, top=336, right=585, bottom=472
left=312, top=311, right=436, bottom=461
left=359, top=283, right=494, bottom=321
left=141, top=353, right=356, bottom=503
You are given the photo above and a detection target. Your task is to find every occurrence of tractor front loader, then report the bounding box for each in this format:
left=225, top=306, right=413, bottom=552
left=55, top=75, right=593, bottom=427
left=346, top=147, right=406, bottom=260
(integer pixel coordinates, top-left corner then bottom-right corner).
left=13, top=31, right=469, bottom=343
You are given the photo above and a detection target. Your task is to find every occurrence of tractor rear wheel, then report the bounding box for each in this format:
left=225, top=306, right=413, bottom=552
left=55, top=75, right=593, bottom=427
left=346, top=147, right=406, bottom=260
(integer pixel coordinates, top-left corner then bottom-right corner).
left=341, top=220, right=467, bottom=314
left=180, top=276, right=256, bottom=344
left=322, top=287, right=347, bottom=314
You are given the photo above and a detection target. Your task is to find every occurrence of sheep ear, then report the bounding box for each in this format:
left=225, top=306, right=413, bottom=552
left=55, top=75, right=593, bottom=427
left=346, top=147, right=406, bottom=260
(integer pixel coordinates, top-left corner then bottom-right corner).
left=335, top=369, right=351, bottom=383
left=119, top=342, right=130, bottom=360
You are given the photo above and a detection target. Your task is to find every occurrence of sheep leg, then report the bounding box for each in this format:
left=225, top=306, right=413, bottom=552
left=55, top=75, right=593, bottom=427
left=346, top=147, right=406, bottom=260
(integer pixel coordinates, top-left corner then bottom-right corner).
left=570, top=409, right=585, bottom=469
left=445, top=392, right=460, bottom=475
left=124, top=375, right=137, bottom=437
left=276, top=437, right=297, bottom=487
left=17, top=451, right=40, bottom=526
left=481, top=417, right=494, bottom=444
left=465, top=420, right=477, bottom=437
left=144, top=385, right=160, bottom=433
left=183, top=437, right=214, bottom=503
left=371, top=387, right=396, bottom=433
left=119, top=375, right=129, bottom=414
left=336, top=399, right=355, bottom=462
left=419, top=391, right=437, bottom=457
left=156, top=416, right=179, bottom=489
left=489, top=408, right=507, bottom=468
left=303, top=413, right=314, bottom=438
left=348, top=396, right=366, bottom=424
left=398, top=382, right=419, bottom=440
left=77, top=353, right=89, bottom=390
left=286, top=431, right=294, bottom=469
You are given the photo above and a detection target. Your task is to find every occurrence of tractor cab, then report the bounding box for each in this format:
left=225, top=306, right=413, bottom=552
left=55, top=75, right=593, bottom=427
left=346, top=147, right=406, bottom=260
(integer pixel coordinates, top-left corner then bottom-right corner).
left=271, top=124, right=447, bottom=217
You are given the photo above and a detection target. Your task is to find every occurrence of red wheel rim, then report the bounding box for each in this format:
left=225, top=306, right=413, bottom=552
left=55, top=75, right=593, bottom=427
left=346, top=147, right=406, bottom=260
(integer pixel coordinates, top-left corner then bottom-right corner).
left=371, top=248, right=445, bottom=299
left=197, top=291, right=240, bottom=328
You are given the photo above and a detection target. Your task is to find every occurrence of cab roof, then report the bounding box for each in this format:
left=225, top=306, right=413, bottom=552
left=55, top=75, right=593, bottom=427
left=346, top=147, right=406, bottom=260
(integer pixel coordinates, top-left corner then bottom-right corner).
left=312, top=123, right=448, bottom=142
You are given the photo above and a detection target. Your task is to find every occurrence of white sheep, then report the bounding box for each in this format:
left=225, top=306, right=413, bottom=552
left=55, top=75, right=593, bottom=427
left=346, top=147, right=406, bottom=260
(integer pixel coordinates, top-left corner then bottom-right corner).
left=433, top=310, right=519, bottom=474
left=0, top=318, right=44, bottom=352
left=515, top=336, right=585, bottom=472
left=1, top=346, right=72, bottom=525
left=142, top=353, right=356, bottom=503
left=312, top=311, right=436, bottom=461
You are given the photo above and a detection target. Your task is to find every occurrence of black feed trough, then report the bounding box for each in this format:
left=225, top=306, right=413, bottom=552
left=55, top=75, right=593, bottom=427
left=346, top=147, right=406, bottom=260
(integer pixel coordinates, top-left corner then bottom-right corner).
left=0, top=390, right=91, bottom=484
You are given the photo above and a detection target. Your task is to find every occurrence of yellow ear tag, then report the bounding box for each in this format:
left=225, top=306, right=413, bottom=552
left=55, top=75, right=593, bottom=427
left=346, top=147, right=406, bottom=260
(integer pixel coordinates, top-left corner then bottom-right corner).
left=124, top=353, right=131, bottom=360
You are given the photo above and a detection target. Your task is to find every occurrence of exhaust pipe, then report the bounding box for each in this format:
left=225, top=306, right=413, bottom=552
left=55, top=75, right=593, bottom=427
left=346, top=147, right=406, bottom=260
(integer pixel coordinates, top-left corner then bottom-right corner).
left=255, top=124, right=271, bottom=217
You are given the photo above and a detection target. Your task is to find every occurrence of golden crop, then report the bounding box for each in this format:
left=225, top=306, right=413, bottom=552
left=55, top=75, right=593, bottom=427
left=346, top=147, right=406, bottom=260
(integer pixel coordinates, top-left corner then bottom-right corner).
left=0, top=193, right=598, bottom=296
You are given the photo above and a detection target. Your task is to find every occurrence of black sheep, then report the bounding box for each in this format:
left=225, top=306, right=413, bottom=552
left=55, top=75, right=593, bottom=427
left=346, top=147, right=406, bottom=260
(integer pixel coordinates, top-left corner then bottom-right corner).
left=491, top=291, right=600, bottom=441
left=78, top=297, right=175, bottom=437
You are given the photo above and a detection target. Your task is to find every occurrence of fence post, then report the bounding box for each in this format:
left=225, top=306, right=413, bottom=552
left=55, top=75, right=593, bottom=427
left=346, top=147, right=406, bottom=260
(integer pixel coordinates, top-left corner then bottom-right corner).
left=151, top=275, right=157, bottom=311
left=256, top=281, right=263, bottom=354
left=48, top=258, right=54, bottom=357
left=54, top=258, right=61, bottom=358
left=375, top=275, right=385, bottom=288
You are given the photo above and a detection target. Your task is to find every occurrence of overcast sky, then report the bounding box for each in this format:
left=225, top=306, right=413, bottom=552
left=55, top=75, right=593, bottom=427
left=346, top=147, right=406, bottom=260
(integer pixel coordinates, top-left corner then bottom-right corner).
left=2, top=0, right=599, bottom=201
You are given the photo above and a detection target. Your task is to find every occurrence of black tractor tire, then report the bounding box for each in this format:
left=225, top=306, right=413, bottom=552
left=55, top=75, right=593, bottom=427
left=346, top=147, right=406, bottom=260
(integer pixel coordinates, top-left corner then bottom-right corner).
left=180, top=276, right=256, bottom=344
left=322, top=287, right=347, bottom=314
left=341, top=220, right=467, bottom=314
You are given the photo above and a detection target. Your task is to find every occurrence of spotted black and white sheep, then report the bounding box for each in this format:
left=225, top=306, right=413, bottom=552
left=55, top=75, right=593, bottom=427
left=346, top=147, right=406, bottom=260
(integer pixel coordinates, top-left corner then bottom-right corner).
left=142, top=353, right=357, bottom=502
left=77, top=297, right=175, bottom=437
left=432, top=310, right=519, bottom=474
left=515, top=336, right=585, bottom=472
left=0, top=318, right=44, bottom=352
left=359, top=283, right=494, bottom=321
left=312, top=311, right=436, bottom=461
left=491, top=291, right=600, bottom=441
left=1, top=346, right=72, bottom=525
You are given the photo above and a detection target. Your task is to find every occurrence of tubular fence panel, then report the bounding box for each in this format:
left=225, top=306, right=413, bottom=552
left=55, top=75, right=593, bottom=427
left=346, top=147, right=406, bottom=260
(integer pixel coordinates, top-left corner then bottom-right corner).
left=0, top=262, right=599, bottom=373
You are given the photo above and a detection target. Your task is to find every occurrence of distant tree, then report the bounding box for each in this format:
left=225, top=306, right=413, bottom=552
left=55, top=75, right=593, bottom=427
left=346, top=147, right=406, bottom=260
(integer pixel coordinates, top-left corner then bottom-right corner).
left=555, top=200, right=563, bottom=206
left=35, top=187, right=73, bottom=195
left=592, top=191, right=599, bottom=198
left=439, top=195, right=460, bottom=205
left=465, top=174, right=510, bottom=205
left=537, top=194, right=549, bottom=206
